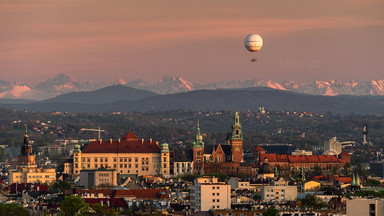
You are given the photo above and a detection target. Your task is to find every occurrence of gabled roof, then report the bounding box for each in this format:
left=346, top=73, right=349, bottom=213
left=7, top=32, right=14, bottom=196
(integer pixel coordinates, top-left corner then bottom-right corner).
left=253, top=145, right=265, bottom=152
left=82, top=132, right=160, bottom=154
left=121, top=132, right=138, bottom=141
left=260, top=153, right=345, bottom=163
left=114, top=189, right=169, bottom=200
left=84, top=198, right=128, bottom=208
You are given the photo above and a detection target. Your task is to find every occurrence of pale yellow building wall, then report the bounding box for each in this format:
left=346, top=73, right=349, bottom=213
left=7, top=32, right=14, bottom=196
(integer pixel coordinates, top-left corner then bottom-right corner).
left=9, top=168, right=56, bottom=185
left=304, top=181, right=321, bottom=191
left=71, top=151, right=169, bottom=177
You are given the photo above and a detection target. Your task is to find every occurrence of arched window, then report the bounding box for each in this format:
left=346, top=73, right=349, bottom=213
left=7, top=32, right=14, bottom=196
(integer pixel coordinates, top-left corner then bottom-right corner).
left=197, top=151, right=201, bottom=157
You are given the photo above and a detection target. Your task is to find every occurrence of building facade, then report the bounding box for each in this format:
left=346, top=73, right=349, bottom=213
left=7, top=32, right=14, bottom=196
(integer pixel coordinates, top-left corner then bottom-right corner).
left=346, top=199, right=384, bottom=216
left=79, top=169, right=118, bottom=189
left=261, top=179, right=297, bottom=201
left=8, top=128, right=56, bottom=185
left=190, top=177, right=231, bottom=211
left=65, top=132, right=170, bottom=178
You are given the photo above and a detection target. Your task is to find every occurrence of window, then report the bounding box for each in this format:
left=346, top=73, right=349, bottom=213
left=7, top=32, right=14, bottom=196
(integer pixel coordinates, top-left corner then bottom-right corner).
left=100, top=158, right=103, bottom=162
left=212, top=199, right=215, bottom=202
left=75, top=158, right=78, bottom=162
left=105, top=158, right=108, bottom=162
left=87, top=158, right=90, bottom=162
left=217, top=199, right=220, bottom=202
left=113, top=158, right=117, bottom=162
left=120, top=158, right=123, bottom=162
left=124, top=158, right=127, bottom=162
left=213, top=186, right=215, bottom=189
left=217, top=187, right=220, bottom=190
left=217, top=193, right=219, bottom=195
left=135, top=158, right=138, bottom=162
left=95, top=158, right=98, bottom=162
left=163, top=157, right=167, bottom=162
left=212, top=193, right=215, bottom=196
left=135, top=164, right=138, bottom=168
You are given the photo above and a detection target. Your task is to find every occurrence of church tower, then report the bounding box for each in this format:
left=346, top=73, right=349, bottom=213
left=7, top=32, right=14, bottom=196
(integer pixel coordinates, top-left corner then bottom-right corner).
left=17, top=125, right=36, bottom=167
left=192, top=121, right=204, bottom=174
left=230, top=112, right=244, bottom=162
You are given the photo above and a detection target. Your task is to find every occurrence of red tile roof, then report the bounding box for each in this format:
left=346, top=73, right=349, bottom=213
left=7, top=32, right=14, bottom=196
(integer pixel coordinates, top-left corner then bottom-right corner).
left=336, top=177, right=352, bottom=184
left=260, top=153, right=345, bottom=164
left=84, top=198, right=128, bottom=208
left=253, top=146, right=265, bottom=151
left=82, top=132, right=161, bottom=154
left=121, top=132, right=138, bottom=141
left=339, top=151, right=350, bottom=156
left=114, top=189, right=169, bottom=200
left=4, top=183, right=48, bottom=194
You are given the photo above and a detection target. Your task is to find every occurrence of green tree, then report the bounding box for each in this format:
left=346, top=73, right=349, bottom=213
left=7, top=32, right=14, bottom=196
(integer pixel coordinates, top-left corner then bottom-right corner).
left=90, top=203, right=118, bottom=216
left=0, top=203, right=29, bottom=216
left=49, top=181, right=72, bottom=193
left=300, top=194, right=327, bottom=210
left=60, top=195, right=89, bottom=216
left=263, top=207, right=279, bottom=216
left=343, top=163, right=352, bottom=176
left=313, top=164, right=322, bottom=176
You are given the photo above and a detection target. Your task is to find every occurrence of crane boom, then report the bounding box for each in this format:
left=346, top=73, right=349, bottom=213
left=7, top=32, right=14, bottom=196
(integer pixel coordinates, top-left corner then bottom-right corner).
left=80, top=127, right=105, bottom=140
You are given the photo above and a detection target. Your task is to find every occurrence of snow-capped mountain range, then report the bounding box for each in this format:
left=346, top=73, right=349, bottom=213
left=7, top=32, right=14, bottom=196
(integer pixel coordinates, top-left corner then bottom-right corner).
left=1, top=73, right=384, bottom=100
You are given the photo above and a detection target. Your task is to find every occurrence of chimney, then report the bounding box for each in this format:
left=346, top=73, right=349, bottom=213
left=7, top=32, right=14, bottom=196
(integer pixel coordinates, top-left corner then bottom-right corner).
left=100, top=139, right=102, bottom=144
left=107, top=200, right=110, bottom=207
left=150, top=138, right=152, bottom=143
left=118, top=139, right=121, bottom=143
left=142, top=139, right=144, bottom=143
left=110, top=139, right=112, bottom=143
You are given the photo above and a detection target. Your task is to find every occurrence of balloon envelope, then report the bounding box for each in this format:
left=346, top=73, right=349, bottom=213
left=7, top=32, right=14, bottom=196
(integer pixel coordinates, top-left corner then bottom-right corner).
left=244, top=34, right=263, bottom=52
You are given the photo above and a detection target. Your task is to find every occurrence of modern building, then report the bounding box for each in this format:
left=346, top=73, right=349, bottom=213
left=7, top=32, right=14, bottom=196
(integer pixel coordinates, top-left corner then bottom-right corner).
left=261, top=179, right=297, bottom=201
left=64, top=132, right=170, bottom=178
left=8, top=128, right=56, bottom=185
left=292, top=149, right=313, bottom=155
left=346, top=199, right=384, bottom=216
left=79, top=168, right=118, bottom=189
left=190, top=177, right=231, bottom=211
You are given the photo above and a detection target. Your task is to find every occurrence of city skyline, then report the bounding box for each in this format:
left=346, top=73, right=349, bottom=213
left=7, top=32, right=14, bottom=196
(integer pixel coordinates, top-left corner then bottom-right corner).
left=1, top=0, right=383, bottom=85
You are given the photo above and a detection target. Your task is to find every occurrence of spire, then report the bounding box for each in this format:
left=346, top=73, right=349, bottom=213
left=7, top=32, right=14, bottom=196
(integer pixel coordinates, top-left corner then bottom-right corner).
left=351, top=173, right=356, bottom=186
left=356, top=173, right=360, bottom=186
left=300, top=167, right=306, bottom=181
left=274, top=166, right=279, bottom=178
left=193, top=121, right=204, bottom=148
left=231, top=112, right=243, bottom=141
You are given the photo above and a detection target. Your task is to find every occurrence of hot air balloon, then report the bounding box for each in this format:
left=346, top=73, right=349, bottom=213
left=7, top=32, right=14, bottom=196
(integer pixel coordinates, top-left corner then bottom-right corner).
left=244, top=34, right=263, bottom=62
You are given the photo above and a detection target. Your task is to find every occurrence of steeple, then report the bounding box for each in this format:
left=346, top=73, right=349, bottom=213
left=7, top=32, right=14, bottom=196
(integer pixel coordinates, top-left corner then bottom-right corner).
left=193, top=121, right=204, bottom=148
left=351, top=173, right=356, bottom=186
left=21, top=124, right=32, bottom=156
left=356, top=173, right=360, bottom=186
left=231, top=112, right=243, bottom=141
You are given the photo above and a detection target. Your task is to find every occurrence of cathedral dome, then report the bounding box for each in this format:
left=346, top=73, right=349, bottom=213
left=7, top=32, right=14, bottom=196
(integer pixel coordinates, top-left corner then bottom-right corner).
left=258, top=157, right=274, bottom=174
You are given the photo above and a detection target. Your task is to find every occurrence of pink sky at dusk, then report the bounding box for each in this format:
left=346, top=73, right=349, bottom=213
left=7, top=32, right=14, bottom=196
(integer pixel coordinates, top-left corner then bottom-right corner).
left=1, top=0, right=383, bottom=85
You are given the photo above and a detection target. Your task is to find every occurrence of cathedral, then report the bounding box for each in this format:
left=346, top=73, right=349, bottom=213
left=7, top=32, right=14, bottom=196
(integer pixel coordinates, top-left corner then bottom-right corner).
left=172, top=112, right=255, bottom=177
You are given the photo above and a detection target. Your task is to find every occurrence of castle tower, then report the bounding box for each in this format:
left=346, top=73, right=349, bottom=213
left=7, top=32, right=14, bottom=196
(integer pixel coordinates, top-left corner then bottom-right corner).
left=230, top=112, right=244, bottom=162
left=192, top=121, right=204, bottom=175
left=17, top=125, right=36, bottom=167
left=160, top=142, right=170, bottom=177
left=73, top=143, right=82, bottom=176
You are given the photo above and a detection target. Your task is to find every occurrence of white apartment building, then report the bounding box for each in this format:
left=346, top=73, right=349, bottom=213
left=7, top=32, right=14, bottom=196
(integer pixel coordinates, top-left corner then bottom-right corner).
left=261, top=178, right=297, bottom=201
left=190, top=177, right=231, bottom=211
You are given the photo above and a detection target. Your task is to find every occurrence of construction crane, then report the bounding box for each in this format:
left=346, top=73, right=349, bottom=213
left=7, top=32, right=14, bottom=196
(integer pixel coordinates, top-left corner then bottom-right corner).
left=80, top=127, right=105, bottom=140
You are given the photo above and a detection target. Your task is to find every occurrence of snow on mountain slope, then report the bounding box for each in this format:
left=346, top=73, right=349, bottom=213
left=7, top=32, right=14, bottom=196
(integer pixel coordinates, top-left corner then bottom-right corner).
left=1, top=73, right=384, bottom=101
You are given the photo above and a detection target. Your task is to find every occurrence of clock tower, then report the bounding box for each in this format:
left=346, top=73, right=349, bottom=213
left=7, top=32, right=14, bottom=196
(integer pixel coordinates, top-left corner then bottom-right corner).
left=192, top=121, right=205, bottom=175
left=230, top=112, right=243, bottom=163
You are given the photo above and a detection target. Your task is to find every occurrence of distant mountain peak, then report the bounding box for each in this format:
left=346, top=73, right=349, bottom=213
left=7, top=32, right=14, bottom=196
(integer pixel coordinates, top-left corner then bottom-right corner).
left=114, top=78, right=127, bottom=85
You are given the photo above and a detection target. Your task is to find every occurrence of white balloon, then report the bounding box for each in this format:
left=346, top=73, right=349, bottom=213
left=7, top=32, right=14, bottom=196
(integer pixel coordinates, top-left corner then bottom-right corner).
left=244, top=34, right=263, bottom=52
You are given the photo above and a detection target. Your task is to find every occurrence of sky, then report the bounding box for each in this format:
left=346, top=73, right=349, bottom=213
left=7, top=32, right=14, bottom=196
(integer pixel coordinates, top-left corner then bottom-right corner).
left=1, top=0, right=384, bottom=85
